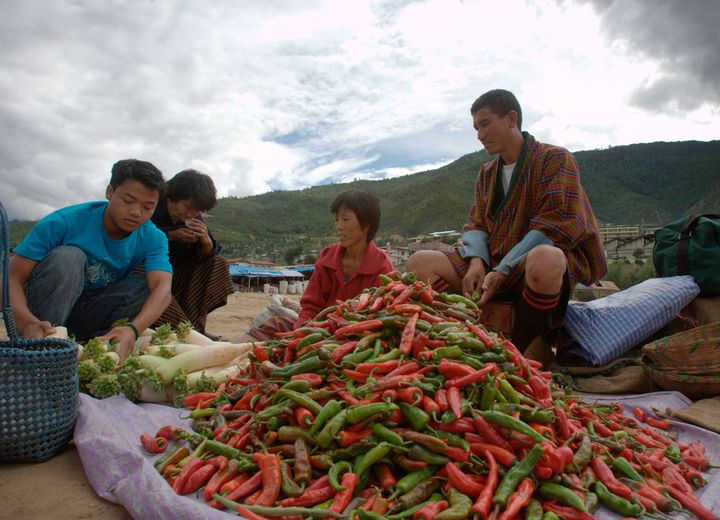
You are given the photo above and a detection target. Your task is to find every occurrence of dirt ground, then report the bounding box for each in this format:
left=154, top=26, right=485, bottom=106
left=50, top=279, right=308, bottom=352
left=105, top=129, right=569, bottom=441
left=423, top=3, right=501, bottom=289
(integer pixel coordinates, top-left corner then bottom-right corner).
left=0, top=291, right=285, bottom=520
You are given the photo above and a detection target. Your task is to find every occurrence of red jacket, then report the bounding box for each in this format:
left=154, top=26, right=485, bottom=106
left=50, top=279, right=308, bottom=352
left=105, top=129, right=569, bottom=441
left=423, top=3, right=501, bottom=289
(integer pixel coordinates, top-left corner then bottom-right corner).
left=297, top=241, right=394, bottom=325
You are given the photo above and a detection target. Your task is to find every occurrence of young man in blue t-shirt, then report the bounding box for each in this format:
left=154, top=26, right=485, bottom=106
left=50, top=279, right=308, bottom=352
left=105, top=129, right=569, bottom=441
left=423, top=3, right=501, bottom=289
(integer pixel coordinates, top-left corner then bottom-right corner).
left=9, top=159, right=173, bottom=361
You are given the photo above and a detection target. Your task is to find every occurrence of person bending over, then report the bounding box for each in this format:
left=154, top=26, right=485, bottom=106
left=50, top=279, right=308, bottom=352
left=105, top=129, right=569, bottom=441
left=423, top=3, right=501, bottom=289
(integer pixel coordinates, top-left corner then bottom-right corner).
left=407, top=89, right=606, bottom=363
left=150, top=169, right=233, bottom=336
left=9, top=159, right=173, bottom=361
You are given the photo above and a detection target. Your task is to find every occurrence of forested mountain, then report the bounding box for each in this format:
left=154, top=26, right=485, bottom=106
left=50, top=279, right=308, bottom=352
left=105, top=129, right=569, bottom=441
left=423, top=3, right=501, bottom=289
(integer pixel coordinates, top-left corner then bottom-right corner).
left=9, top=140, right=720, bottom=260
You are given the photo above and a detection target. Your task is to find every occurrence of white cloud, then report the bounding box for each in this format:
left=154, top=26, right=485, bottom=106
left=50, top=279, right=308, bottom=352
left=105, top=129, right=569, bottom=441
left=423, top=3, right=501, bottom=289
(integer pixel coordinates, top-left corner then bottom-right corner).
left=0, top=0, right=717, bottom=220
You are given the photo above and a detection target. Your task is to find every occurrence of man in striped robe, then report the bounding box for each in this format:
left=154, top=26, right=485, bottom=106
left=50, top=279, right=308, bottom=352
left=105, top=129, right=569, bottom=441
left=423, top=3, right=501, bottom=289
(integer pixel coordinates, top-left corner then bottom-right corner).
left=408, top=89, right=606, bottom=363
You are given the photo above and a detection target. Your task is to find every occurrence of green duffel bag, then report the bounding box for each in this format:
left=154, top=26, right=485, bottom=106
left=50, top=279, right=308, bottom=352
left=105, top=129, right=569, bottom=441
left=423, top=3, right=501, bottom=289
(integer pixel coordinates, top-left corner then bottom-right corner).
left=653, top=214, right=720, bottom=296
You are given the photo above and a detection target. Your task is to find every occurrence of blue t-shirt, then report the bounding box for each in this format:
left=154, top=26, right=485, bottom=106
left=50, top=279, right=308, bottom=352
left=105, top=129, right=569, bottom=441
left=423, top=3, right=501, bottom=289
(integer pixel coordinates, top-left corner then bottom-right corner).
left=14, top=201, right=172, bottom=290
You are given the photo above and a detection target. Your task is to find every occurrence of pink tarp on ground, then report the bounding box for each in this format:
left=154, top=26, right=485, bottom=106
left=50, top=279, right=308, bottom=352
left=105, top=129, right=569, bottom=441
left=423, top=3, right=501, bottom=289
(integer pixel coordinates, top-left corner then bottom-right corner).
left=74, top=392, right=720, bottom=520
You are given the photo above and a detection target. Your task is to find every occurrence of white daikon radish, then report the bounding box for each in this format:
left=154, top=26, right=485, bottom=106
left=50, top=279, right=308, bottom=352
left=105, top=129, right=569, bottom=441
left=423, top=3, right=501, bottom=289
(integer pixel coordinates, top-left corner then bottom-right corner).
left=48, top=326, right=69, bottom=340
left=137, top=354, right=169, bottom=371
left=138, top=381, right=169, bottom=403
left=209, top=364, right=241, bottom=386
left=155, top=342, right=254, bottom=384
left=143, top=342, right=209, bottom=356
left=183, top=329, right=215, bottom=346
left=186, top=365, right=229, bottom=388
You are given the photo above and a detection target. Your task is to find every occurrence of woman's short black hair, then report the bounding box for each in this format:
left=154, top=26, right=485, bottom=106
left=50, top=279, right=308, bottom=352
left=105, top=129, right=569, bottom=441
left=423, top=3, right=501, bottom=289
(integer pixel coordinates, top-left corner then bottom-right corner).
left=166, top=169, right=218, bottom=211
left=330, top=189, right=381, bottom=242
left=110, top=159, right=165, bottom=195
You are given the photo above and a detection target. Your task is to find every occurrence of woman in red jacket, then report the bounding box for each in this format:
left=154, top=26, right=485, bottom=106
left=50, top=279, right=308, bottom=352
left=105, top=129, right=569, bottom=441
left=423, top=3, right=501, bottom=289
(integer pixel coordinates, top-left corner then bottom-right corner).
left=296, top=189, right=394, bottom=325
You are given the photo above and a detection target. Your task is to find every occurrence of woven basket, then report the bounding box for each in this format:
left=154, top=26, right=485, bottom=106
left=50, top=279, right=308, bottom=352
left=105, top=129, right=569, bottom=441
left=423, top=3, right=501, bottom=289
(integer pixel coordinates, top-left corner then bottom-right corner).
left=0, top=201, right=79, bottom=462
left=642, top=363, right=720, bottom=399
left=641, top=322, right=720, bottom=399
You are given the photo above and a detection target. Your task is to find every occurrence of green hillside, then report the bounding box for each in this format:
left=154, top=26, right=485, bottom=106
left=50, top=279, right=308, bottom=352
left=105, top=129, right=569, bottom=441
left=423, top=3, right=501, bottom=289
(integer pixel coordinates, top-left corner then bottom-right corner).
left=9, top=140, right=720, bottom=260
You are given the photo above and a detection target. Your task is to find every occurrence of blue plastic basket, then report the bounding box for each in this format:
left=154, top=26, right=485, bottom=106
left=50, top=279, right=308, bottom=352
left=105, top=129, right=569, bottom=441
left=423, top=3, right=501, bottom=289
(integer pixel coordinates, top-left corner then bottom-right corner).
left=0, top=201, right=79, bottom=462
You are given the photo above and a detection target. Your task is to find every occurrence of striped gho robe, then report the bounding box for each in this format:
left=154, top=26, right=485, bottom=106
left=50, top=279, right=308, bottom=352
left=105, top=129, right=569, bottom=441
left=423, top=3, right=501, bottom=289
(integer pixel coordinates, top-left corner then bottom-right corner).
left=460, top=132, right=607, bottom=288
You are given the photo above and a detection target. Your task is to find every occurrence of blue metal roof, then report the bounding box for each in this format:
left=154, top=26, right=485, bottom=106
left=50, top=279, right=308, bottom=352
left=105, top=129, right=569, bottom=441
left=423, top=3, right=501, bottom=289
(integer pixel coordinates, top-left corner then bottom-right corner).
left=228, top=264, right=308, bottom=279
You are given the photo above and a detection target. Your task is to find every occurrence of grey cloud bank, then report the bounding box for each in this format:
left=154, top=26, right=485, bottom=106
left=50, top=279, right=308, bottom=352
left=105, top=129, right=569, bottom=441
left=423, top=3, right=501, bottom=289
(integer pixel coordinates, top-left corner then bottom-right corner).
left=1, top=0, right=717, bottom=221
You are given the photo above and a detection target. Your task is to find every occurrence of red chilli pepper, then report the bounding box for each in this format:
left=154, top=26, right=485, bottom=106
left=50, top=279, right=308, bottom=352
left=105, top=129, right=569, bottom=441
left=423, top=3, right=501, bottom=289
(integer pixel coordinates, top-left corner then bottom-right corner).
left=497, top=477, right=534, bottom=520
left=435, top=389, right=449, bottom=412
left=291, top=373, right=323, bottom=387
left=180, top=463, right=217, bottom=495
left=633, top=407, right=648, bottom=422
left=329, top=472, right=358, bottom=512
left=591, top=456, right=633, bottom=499
left=472, top=449, right=498, bottom=519
left=155, top=424, right=177, bottom=440
left=414, top=499, right=449, bottom=520
left=294, top=406, right=314, bottom=428
left=251, top=453, right=282, bottom=507
left=398, top=313, right=419, bottom=355
left=447, top=385, right=463, bottom=419
left=444, top=363, right=496, bottom=388
left=646, top=417, right=671, bottom=430
left=334, top=320, right=384, bottom=339
left=140, top=433, right=167, bottom=454
left=445, top=461, right=484, bottom=498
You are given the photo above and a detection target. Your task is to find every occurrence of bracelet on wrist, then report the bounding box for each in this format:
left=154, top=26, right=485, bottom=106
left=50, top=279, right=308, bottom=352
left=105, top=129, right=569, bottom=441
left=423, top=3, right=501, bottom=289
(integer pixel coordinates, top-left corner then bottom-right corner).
left=126, top=323, right=139, bottom=340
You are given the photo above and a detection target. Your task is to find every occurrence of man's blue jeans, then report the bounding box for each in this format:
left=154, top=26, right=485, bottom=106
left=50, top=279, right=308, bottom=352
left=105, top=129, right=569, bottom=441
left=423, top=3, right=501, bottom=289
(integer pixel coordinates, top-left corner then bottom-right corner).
left=24, top=246, right=149, bottom=340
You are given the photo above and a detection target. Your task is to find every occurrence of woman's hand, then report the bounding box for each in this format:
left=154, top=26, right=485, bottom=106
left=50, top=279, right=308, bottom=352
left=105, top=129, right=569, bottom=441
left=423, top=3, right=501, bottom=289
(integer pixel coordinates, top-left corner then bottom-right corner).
left=184, top=218, right=210, bottom=241
left=168, top=226, right=199, bottom=243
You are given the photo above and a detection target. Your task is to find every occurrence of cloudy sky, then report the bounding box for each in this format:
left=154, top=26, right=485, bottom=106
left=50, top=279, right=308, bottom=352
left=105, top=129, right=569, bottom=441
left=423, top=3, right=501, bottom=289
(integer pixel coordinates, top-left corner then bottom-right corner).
left=1, top=0, right=718, bottom=221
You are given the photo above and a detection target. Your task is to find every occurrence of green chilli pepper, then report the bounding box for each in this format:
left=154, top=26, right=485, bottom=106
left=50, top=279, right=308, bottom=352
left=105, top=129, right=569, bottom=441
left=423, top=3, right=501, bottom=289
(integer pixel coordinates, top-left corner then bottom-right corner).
left=612, top=456, right=644, bottom=482
left=567, top=435, right=592, bottom=473
left=432, top=345, right=464, bottom=360
left=394, top=466, right=436, bottom=496
left=493, top=443, right=544, bottom=506
left=280, top=460, right=305, bottom=497
left=585, top=491, right=599, bottom=512
left=498, top=378, right=521, bottom=404
left=309, top=399, right=343, bottom=436
left=594, top=481, right=645, bottom=517
left=477, top=410, right=546, bottom=443
left=316, top=409, right=348, bottom=449
left=480, top=380, right=497, bottom=410
left=277, top=426, right=317, bottom=446
left=328, top=461, right=353, bottom=491
left=255, top=402, right=289, bottom=421
left=398, top=477, right=441, bottom=510
left=408, top=444, right=450, bottom=465
left=371, top=423, right=404, bottom=446
left=346, top=402, right=399, bottom=424
left=525, top=498, right=544, bottom=520
left=354, top=442, right=392, bottom=478
left=297, top=332, right=326, bottom=350
left=371, top=348, right=401, bottom=363
left=398, top=402, right=430, bottom=431
left=277, top=379, right=313, bottom=394
left=440, top=293, right=479, bottom=309
left=275, top=389, right=323, bottom=414
left=435, top=488, right=473, bottom=520
left=271, top=355, right=324, bottom=378
left=537, top=483, right=586, bottom=512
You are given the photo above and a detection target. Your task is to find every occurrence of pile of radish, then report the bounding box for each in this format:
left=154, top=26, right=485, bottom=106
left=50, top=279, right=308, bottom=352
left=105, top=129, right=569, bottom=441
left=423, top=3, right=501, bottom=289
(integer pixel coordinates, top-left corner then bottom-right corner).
left=76, top=321, right=256, bottom=404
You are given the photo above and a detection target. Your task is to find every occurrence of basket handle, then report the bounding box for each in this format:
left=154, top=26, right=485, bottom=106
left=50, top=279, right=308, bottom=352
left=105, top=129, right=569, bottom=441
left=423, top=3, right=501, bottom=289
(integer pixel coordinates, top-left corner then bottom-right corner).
left=1, top=201, right=20, bottom=340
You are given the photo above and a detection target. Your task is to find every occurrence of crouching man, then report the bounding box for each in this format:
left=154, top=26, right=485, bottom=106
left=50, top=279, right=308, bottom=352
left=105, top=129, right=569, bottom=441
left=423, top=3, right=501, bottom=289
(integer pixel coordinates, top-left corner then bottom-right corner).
left=8, top=159, right=173, bottom=361
left=408, top=89, right=606, bottom=366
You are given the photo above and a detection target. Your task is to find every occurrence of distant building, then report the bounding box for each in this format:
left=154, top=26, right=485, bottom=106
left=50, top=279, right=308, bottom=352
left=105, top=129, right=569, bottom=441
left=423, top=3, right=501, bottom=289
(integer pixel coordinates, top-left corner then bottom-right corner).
left=386, top=240, right=454, bottom=270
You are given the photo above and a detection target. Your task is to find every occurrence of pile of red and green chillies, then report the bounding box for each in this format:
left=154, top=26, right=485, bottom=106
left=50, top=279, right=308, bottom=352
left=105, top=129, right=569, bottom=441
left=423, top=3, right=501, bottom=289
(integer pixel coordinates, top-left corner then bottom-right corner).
left=141, top=272, right=718, bottom=519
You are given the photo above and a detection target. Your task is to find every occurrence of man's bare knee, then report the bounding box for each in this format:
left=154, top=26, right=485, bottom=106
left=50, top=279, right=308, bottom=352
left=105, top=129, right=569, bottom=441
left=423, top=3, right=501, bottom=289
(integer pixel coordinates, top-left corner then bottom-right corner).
left=526, top=245, right=566, bottom=290
left=407, top=250, right=446, bottom=283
